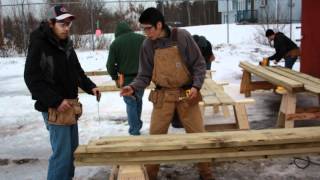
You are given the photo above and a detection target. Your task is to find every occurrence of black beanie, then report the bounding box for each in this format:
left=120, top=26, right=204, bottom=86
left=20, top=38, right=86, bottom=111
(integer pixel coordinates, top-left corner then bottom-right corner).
left=265, top=29, right=274, bottom=37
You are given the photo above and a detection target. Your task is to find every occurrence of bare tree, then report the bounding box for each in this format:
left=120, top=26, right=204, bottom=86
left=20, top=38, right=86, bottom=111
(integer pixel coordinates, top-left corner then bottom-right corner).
left=0, top=0, right=4, bottom=40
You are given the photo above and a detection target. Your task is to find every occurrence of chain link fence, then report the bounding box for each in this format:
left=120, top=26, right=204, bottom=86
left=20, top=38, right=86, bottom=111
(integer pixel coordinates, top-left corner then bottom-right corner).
left=0, top=0, right=301, bottom=57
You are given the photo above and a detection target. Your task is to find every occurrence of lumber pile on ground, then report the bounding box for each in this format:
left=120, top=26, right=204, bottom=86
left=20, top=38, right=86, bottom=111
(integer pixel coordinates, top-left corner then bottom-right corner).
left=75, top=127, right=320, bottom=166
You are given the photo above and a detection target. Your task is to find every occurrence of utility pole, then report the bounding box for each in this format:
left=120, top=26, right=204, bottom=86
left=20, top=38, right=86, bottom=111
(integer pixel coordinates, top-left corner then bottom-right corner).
left=227, top=0, right=229, bottom=44
left=0, top=0, right=4, bottom=40
left=289, top=0, right=293, bottom=39
left=186, top=0, right=191, bottom=26
left=250, top=0, right=254, bottom=22
left=276, top=0, right=278, bottom=29
left=161, top=0, right=164, bottom=15
left=90, top=0, right=95, bottom=51
left=21, top=0, right=28, bottom=55
left=203, top=0, right=207, bottom=24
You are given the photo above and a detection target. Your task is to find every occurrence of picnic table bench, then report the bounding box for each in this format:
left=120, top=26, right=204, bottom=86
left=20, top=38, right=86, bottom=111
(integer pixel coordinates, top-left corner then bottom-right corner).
left=200, top=78, right=255, bottom=131
left=239, top=61, right=320, bottom=128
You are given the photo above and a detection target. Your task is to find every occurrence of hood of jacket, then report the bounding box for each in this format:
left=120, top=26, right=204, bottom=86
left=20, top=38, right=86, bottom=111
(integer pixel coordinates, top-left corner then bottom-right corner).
left=30, top=21, right=73, bottom=51
left=114, top=22, right=133, bottom=38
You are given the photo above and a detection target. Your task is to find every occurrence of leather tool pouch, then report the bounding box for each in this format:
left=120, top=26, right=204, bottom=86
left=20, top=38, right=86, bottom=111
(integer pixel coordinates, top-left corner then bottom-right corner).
left=48, top=99, right=82, bottom=125
left=148, top=90, right=164, bottom=108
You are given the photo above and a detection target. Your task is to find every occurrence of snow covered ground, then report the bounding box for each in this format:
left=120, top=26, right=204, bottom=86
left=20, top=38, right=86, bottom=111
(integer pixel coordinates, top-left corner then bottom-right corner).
left=1, top=23, right=320, bottom=180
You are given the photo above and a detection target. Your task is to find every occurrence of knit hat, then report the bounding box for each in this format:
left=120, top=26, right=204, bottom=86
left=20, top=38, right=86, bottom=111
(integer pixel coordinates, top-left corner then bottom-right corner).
left=47, top=5, right=75, bottom=21
left=265, top=29, right=274, bottom=37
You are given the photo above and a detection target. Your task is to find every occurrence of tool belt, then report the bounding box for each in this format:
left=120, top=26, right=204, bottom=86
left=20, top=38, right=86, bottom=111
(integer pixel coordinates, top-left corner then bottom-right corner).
left=48, top=99, right=82, bottom=125
left=286, top=48, right=300, bottom=58
left=148, top=88, right=202, bottom=108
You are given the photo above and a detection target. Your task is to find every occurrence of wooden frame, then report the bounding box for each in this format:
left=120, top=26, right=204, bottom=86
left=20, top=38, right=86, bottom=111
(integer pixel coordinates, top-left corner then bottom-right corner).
left=239, top=61, right=320, bottom=128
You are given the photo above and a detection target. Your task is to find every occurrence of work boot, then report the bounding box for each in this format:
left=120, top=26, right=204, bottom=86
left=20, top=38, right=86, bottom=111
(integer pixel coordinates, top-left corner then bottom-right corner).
left=199, top=174, right=215, bottom=180
left=198, top=162, right=214, bottom=180
left=146, top=165, right=159, bottom=180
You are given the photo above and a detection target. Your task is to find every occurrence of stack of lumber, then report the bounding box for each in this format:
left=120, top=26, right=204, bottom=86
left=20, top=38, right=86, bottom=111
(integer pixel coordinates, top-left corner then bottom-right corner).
left=75, top=127, right=320, bottom=166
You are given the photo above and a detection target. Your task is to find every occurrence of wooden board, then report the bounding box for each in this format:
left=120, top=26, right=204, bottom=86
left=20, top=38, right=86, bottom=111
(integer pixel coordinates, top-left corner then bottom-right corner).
left=76, top=126, right=320, bottom=166
left=266, top=66, right=320, bottom=94
left=276, top=67, right=320, bottom=84
left=85, top=71, right=108, bottom=76
left=77, top=127, right=320, bottom=154
left=79, top=83, right=156, bottom=93
left=239, top=61, right=304, bottom=92
left=203, top=79, right=235, bottom=105
left=75, top=141, right=320, bottom=166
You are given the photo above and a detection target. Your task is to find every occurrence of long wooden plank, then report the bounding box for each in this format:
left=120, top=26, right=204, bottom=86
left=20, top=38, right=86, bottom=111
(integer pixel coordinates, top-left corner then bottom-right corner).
left=239, top=61, right=303, bottom=92
left=85, top=71, right=108, bottom=76
left=79, top=83, right=156, bottom=93
left=204, top=79, right=235, bottom=105
left=75, top=142, right=320, bottom=166
left=200, top=81, right=221, bottom=105
left=205, top=123, right=237, bottom=131
left=286, top=112, right=320, bottom=121
left=79, top=127, right=320, bottom=153
left=276, top=66, right=320, bottom=85
left=266, top=66, right=320, bottom=94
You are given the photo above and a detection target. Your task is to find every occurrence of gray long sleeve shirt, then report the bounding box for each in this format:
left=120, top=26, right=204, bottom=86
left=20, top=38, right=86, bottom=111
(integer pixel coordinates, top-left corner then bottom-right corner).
left=130, top=28, right=206, bottom=90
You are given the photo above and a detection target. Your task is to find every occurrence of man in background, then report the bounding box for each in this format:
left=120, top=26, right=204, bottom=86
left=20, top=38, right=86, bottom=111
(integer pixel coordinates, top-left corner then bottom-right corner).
left=265, top=29, right=300, bottom=69
left=193, top=35, right=215, bottom=70
left=107, top=22, right=145, bottom=135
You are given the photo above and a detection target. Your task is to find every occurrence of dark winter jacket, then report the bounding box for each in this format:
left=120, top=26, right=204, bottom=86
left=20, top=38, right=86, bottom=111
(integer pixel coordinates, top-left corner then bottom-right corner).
left=24, top=22, right=96, bottom=112
left=130, top=26, right=206, bottom=90
left=268, top=32, right=299, bottom=62
left=192, top=35, right=213, bottom=63
left=106, top=22, right=145, bottom=86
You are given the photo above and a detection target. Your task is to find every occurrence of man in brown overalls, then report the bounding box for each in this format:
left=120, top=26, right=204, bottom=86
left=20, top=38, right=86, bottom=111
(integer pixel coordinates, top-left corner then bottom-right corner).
left=120, top=7, right=214, bottom=180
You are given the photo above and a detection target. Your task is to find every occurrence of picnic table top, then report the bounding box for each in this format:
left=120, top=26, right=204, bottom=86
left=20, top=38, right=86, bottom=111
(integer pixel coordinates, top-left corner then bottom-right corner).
left=239, top=61, right=320, bottom=94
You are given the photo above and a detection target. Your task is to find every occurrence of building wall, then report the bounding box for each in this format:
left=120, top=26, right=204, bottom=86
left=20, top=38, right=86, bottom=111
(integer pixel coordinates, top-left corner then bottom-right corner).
left=218, top=0, right=301, bottom=24
left=300, top=1, right=320, bottom=78
left=257, top=0, right=301, bottom=23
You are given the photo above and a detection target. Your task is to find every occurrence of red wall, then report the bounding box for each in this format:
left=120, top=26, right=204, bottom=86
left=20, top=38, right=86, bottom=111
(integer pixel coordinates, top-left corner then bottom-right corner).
left=301, top=1, right=320, bottom=78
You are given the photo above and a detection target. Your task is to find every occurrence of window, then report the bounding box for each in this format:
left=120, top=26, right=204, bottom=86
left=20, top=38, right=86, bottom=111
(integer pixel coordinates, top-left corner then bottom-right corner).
left=260, top=0, right=267, bottom=7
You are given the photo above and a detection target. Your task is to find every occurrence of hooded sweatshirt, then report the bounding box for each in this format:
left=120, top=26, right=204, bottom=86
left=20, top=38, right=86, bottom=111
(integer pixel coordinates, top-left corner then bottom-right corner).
left=106, top=22, right=145, bottom=86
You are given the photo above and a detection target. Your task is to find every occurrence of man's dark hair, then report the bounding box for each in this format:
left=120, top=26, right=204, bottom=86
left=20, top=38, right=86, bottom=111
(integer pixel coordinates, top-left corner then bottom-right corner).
left=139, top=7, right=165, bottom=27
left=265, top=29, right=275, bottom=37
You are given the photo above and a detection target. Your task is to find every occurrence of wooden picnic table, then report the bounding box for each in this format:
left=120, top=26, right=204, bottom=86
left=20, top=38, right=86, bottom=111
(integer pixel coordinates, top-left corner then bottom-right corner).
left=239, top=61, right=320, bottom=128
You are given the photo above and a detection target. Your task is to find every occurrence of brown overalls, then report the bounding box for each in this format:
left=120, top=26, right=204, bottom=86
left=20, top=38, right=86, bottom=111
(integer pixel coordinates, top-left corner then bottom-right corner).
left=146, top=43, right=213, bottom=179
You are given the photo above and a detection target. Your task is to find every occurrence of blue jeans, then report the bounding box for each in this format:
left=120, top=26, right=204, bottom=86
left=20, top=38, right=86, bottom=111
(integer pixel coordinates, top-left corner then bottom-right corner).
left=42, top=112, right=78, bottom=180
left=206, top=61, right=212, bottom=70
left=123, top=89, right=144, bottom=135
left=284, top=57, right=297, bottom=69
